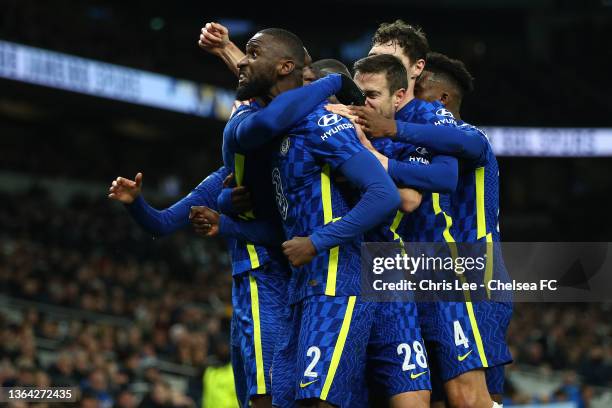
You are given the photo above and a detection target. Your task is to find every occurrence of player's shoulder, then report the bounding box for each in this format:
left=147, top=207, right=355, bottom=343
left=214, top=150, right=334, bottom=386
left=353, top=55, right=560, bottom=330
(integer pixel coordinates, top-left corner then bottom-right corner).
left=229, top=100, right=260, bottom=121
left=296, top=103, right=356, bottom=140
left=459, top=121, right=496, bottom=164
left=458, top=121, right=490, bottom=143
left=405, top=99, right=457, bottom=126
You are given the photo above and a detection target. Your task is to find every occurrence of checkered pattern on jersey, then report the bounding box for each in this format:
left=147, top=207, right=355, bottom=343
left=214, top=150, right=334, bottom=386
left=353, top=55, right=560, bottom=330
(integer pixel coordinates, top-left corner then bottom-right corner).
left=364, top=138, right=416, bottom=243
left=396, top=99, right=458, bottom=127
left=394, top=99, right=458, bottom=244
left=449, top=122, right=502, bottom=243
left=272, top=103, right=366, bottom=303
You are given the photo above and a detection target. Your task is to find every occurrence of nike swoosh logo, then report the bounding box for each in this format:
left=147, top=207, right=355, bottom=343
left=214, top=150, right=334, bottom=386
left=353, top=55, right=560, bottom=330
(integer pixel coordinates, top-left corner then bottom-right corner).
left=458, top=350, right=473, bottom=361
left=299, top=379, right=319, bottom=388
left=410, top=371, right=427, bottom=379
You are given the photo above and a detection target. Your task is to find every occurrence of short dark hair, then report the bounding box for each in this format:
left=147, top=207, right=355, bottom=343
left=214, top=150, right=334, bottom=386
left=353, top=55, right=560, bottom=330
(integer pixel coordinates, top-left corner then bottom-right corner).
left=353, top=54, right=408, bottom=94
left=258, top=28, right=305, bottom=68
left=425, top=52, right=474, bottom=96
left=372, top=20, right=429, bottom=64
left=312, top=59, right=351, bottom=78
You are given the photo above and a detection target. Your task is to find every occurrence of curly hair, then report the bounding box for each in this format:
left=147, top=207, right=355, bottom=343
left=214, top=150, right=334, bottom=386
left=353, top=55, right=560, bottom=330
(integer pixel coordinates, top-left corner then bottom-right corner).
left=372, top=20, right=429, bottom=64
left=425, top=52, right=474, bottom=95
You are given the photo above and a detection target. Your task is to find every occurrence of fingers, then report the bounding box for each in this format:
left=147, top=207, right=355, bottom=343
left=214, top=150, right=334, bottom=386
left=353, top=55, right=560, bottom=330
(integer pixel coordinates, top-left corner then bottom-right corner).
left=200, top=30, right=223, bottom=44
left=135, top=172, right=143, bottom=187
left=189, top=206, right=204, bottom=219
left=210, top=22, right=228, bottom=35
left=115, top=177, right=135, bottom=188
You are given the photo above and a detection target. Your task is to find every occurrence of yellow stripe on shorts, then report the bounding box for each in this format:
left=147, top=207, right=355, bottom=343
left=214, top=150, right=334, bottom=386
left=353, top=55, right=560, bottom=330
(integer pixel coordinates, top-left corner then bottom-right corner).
left=432, top=193, right=489, bottom=368
left=248, top=273, right=266, bottom=394
left=320, top=296, right=356, bottom=400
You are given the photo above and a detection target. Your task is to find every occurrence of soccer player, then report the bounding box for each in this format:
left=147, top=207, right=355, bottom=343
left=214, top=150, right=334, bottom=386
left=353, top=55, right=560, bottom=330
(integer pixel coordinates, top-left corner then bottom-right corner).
left=202, top=27, right=438, bottom=408
left=412, top=52, right=512, bottom=407
left=335, top=54, right=459, bottom=240
left=351, top=21, right=507, bottom=408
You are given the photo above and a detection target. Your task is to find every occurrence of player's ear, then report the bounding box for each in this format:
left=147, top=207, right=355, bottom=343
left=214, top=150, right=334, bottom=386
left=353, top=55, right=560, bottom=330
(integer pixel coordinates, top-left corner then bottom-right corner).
left=440, top=91, right=450, bottom=106
left=411, top=59, right=426, bottom=79
left=278, top=59, right=296, bottom=76
left=393, top=88, right=406, bottom=109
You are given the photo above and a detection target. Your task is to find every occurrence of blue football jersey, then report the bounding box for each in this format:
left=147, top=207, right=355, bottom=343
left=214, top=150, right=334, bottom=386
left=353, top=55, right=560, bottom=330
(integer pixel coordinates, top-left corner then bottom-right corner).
left=271, top=104, right=366, bottom=304
left=450, top=121, right=501, bottom=243
left=365, top=137, right=424, bottom=244
left=222, top=101, right=282, bottom=275
left=395, top=99, right=458, bottom=243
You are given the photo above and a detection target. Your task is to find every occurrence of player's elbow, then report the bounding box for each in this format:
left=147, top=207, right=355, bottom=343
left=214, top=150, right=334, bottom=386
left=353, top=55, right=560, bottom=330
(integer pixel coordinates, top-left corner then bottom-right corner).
left=382, top=187, right=402, bottom=216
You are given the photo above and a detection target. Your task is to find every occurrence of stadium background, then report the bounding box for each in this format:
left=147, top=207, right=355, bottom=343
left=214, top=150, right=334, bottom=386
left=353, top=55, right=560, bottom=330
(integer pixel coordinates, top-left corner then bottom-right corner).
left=0, top=0, right=610, bottom=407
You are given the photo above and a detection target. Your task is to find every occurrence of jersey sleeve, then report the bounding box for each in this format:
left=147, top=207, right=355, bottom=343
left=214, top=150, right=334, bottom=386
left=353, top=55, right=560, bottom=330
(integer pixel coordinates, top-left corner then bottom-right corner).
left=309, top=150, right=400, bottom=252
left=219, top=215, right=285, bottom=247
left=413, top=101, right=458, bottom=127
left=394, top=122, right=489, bottom=164
left=126, top=166, right=228, bottom=237
left=303, top=113, right=365, bottom=169
left=388, top=154, right=458, bottom=193
left=226, top=74, right=343, bottom=151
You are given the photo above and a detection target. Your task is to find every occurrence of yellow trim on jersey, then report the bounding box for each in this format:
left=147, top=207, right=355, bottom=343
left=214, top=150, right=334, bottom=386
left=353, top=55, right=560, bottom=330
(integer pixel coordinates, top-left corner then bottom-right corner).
left=475, top=167, right=494, bottom=298
left=320, top=295, right=356, bottom=400
left=234, top=153, right=259, bottom=270
left=389, top=210, right=407, bottom=255
left=432, top=193, right=489, bottom=368
left=234, top=153, right=246, bottom=185
left=249, top=273, right=266, bottom=394
left=321, top=164, right=339, bottom=296
left=475, top=167, right=486, bottom=239
left=247, top=244, right=261, bottom=269
left=484, top=232, right=493, bottom=299
left=234, top=153, right=256, bottom=220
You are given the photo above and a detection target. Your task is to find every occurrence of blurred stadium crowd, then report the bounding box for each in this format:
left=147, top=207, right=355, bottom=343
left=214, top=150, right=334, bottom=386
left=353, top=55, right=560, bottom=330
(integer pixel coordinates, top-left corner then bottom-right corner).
left=0, top=188, right=233, bottom=407
left=0, top=186, right=610, bottom=406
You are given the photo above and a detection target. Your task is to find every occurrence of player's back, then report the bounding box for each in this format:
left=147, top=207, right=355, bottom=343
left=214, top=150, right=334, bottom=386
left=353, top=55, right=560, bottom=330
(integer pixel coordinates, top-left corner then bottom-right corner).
left=271, top=103, right=365, bottom=303
left=450, top=121, right=501, bottom=243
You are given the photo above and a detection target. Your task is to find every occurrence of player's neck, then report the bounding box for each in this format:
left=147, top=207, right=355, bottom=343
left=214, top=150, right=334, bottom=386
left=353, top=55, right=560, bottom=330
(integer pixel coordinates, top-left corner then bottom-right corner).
left=398, top=90, right=415, bottom=111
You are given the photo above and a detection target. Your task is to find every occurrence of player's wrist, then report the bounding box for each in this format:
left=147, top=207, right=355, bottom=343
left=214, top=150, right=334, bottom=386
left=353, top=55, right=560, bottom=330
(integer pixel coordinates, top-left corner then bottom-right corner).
left=308, top=234, right=323, bottom=254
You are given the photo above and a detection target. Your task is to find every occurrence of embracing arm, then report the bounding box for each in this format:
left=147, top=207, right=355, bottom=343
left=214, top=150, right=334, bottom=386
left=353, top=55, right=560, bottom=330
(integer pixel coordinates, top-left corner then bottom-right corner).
left=388, top=154, right=458, bottom=193
left=232, top=74, right=360, bottom=150
left=218, top=216, right=285, bottom=247
left=394, top=122, right=487, bottom=161
left=309, top=150, right=400, bottom=253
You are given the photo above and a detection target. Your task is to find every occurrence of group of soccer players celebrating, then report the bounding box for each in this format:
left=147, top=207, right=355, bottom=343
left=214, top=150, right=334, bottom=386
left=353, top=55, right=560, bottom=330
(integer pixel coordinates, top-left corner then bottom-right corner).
left=108, top=19, right=511, bottom=408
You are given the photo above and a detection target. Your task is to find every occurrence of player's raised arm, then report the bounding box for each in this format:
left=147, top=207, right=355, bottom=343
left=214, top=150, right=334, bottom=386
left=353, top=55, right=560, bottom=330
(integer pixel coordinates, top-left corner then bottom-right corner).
left=108, top=167, right=229, bottom=237
left=198, top=22, right=244, bottom=77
